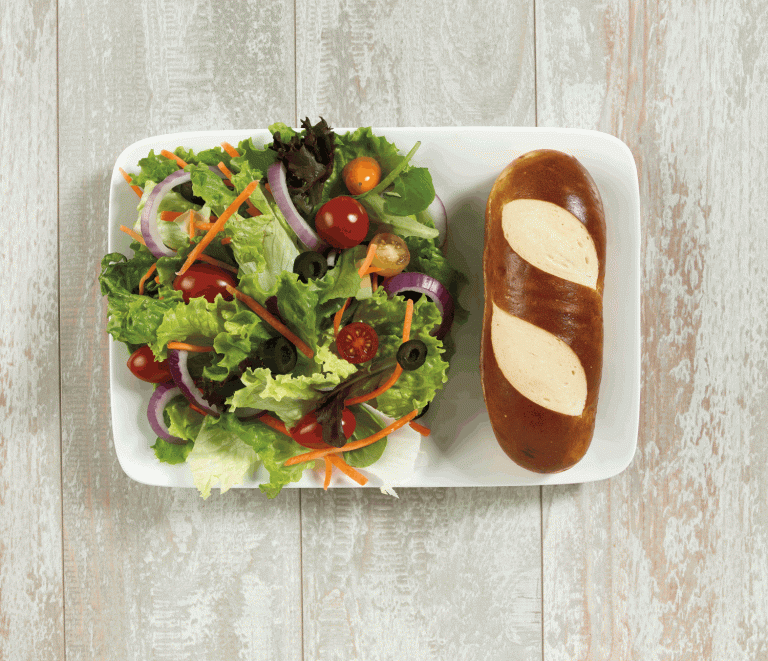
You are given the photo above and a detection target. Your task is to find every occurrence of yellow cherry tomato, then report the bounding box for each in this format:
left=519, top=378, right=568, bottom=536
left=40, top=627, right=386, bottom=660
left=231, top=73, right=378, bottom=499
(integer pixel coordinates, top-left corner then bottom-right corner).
left=343, top=156, right=382, bottom=195
left=370, top=232, right=410, bottom=277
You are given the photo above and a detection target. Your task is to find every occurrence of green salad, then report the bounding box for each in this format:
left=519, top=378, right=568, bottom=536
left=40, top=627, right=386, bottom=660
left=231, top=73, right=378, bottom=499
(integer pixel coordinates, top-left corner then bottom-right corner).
left=100, top=118, right=464, bottom=498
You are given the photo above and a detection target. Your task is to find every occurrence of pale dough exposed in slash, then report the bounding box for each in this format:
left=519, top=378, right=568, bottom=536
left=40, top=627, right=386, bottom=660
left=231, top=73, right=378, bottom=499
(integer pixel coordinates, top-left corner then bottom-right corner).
left=501, top=199, right=599, bottom=289
left=491, top=303, right=587, bottom=416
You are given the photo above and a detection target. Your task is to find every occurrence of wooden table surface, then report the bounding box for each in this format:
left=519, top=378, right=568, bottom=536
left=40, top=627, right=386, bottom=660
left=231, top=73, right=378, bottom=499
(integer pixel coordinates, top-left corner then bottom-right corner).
left=3, top=0, right=767, bottom=659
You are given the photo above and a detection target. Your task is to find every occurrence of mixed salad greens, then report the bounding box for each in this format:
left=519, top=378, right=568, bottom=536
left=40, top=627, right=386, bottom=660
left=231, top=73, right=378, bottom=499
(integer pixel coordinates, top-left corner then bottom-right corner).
left=100, top=118, right=464, bottom=498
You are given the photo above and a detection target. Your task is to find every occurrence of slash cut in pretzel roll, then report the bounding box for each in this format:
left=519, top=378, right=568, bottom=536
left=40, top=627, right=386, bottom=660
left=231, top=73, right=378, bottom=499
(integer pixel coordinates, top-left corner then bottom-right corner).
left=481, top=149, right=606, bottom=473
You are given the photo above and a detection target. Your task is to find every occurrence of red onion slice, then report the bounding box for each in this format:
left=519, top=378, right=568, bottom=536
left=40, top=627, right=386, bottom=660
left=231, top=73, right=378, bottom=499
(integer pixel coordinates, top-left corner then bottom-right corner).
left=147, top=383, right=187, bottom=444
left=427, top=194, right=448, bottom=249
left=140, top=170, right=191, bottom=257
left=167, top=348, right=219, bottom=416
left=383, top=272, right=455, bottom=340
left=140, top=166, right=226, bottom=258
left=267, top=161, right=329, bottom=252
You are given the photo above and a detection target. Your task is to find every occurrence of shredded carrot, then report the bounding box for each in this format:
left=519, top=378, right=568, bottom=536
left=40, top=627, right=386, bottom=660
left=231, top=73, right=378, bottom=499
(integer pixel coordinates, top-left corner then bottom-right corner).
left=195, top=222, right=216, bottom=231
left=221, top=237, right=232, bottom=245
left=138, top=262, right=157, bottom=295
left=323, top=457, right=333, bottom=490
left=258, top=412, right=291, bottom=436
left=409, top=421, right=431, bottom=436
left=217, top=161, right=235, bottom=179
left=119, top=168, right=144, bottom=198
left=161, top=149, right=188, bottom=168
left=166, top=341, right=214, bottom=353
left=328, top=455, right=368, bottom=486
left=160, top=210, right=184, bottom=222
left=343, top=298, right=413, bottom=406
left=188, top=214, right=196, bottom=240
left=218, top=161, right=260, bottom=216
left=119, top=225, right=146, bottom=245
left=226, top=285, right=314, bottom=359
left=284, top=410, right=419, bottom=467
left=189, top=403, right=209, bottom=416
left=333, top=298, right=350, bottom=336
left=345, top=365, right=403, bottom=406
left=195, top=253, right=238, bottom=274
left=264, top=182, right=271, bottom=194
left=357, top=243, right=378, bottom=278
left=154, top=276, right=160, bottom=284
left=178, top=181, right=258, bottom=276
left=402, top=298, right=414, bottom=342
left=221, top=141, right=239, bottom=158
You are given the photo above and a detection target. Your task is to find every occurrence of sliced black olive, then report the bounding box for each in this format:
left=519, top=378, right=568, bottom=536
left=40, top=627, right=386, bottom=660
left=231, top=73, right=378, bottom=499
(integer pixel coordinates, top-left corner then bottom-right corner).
left=173, top=181, right=205, bottom=206
left=293, top=251, right=328, bottom=283
left=399, top=291, right=423, bottom=303
left=262, top=336, right=298, bottom=375
left=396, top=339, right=428, bottom=371
left=414, top=402, right=430, bottom=419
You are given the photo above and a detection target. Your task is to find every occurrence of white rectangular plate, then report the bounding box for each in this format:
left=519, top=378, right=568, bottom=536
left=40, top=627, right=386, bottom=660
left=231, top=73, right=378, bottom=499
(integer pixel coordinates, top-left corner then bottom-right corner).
left=109, top=126, right=641, bottom=490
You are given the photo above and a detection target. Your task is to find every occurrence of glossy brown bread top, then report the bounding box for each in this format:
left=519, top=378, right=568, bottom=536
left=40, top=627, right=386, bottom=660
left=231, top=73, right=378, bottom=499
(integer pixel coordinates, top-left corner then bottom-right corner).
left=481, top=149, right=606, bottom=472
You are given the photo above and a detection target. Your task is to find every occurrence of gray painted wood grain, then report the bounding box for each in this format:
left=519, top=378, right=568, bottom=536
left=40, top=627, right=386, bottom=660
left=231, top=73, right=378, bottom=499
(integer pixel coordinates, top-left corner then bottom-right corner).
left=57, top=1, right=303, bottom=659
left=0, top=0, right=64, bottom=659
left=537, top=0, right=768, bottom=658
left=295, top=1, right=543, bottom=658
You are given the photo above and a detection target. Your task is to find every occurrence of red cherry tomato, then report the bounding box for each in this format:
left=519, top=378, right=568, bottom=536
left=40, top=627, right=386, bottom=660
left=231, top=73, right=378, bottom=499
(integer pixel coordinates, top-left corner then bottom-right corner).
left=290, top=408, right=357, bottom=449
left=343, top=156, right=381, bottom=195
left=336, top=322, right=379, bottom=364
left=173, top=263, right=237, bottom=303
left=127, top=345, right=172, bottom=383
left=314, top=196, right=369, bottom=249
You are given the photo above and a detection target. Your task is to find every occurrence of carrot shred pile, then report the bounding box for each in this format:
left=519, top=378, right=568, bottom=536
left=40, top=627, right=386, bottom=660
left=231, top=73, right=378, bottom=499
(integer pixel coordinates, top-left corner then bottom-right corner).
left=226, top=285, right=314, bottom=359
left=177, top=181, right=258, bottom=276
left=284, top=410, right=419, bottom=467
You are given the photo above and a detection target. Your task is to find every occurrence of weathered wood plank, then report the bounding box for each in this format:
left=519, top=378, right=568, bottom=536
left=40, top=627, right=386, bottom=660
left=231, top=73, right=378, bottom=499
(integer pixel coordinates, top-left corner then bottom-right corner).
left=295, top=1, right=542, bottom=658
left=0, top=0, right=64, bottom=659
left=57, top=1, right=302, bottom=659
left=537, top=0, right=768, bottom=658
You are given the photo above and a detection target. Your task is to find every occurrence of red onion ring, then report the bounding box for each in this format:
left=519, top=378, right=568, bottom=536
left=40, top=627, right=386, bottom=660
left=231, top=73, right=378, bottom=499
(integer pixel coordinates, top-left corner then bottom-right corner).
left=267, top=161, right=329, bottom=252
left=383, top=272, right=454, bottom=340
left=167, top=349, right=219, bottom=416
left=147, top=383, right=187, bottom=444
left=140, top=166, right=227, bottom=258
left=428, top=194, right=448, bottom=249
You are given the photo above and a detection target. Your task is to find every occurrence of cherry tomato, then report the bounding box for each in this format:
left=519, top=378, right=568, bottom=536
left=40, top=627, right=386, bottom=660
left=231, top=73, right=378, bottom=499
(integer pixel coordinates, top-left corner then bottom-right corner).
left=336, top=322, right=379, bottom=364
left=370, top=232, right=410, bottom=277
left=173, top=263, right=237, bottom=303
left=342, top=156, right=381, bottom=195
left=290, top=408, right=357, bottom=449
left=127, top=345, right=172, bottom=383
left=314, top=196, right=369, bottom=249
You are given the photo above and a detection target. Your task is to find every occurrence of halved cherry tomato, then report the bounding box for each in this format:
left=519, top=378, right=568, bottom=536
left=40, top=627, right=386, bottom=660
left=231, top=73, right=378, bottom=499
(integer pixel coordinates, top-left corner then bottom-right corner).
left=127, top=345, right=172, bottom=383
left=173, top=263, right=237, bottom=303
left=290, top=408, right=357, bottom=449
left=314, top=196, right=369, bottom=249
left=336, top=322, right=379, bottom=364
left=342, top=156, right=381, bottom=195
left=370, top=232, right=411, bottom=277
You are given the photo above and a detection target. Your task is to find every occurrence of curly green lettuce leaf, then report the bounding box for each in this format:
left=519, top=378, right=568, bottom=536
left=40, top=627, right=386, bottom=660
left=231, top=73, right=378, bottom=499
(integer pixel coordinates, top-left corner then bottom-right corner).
left=132, top=149, right=179, bottom=188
